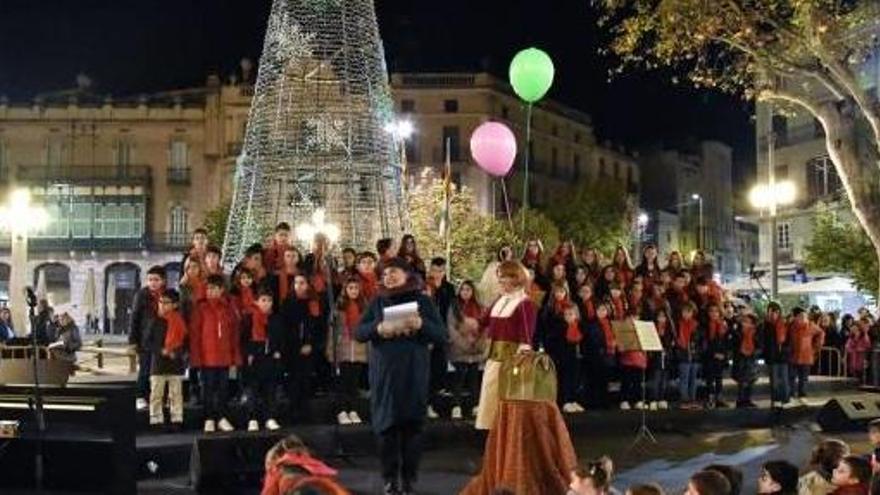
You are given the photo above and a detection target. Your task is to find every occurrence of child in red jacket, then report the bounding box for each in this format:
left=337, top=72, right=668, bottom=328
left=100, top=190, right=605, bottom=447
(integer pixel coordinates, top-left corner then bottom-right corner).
left=190, top=274, right=241, bottom=433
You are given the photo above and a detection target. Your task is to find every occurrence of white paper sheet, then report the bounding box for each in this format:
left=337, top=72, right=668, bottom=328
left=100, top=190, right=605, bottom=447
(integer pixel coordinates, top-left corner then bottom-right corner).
left=383, top=301, right=419, bottom=322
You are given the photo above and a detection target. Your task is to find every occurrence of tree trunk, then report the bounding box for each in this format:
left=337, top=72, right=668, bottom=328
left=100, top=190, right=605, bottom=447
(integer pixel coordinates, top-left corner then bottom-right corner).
left=818, top=101, right=880, bottom=300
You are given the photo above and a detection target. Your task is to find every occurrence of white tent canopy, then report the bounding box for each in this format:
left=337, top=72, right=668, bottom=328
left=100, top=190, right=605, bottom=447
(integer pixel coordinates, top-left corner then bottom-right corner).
left=780, top=276, right=860, bottom=295
left=725, top=275, right=797, bottom=293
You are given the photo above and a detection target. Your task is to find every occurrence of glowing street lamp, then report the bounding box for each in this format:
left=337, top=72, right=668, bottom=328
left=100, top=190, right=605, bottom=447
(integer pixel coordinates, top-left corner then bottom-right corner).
left=295, top=207, right=341, bottom=246
left=385, top=118, right=415, bottom=232
left=750, top=180, right=797, bottom=299
left=0, top=188, right=49, bottom=332
left=690, top=193, right=704, bottom=251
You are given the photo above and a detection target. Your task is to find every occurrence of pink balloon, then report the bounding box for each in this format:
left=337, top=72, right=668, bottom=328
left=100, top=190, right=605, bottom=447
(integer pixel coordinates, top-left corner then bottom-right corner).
left=470, top=122, right=517, bottom=177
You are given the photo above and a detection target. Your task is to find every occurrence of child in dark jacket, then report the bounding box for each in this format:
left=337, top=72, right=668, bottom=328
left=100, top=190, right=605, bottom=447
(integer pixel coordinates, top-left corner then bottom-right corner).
left=280, top=274, right=323, bottom=420
left=582, top=303, right=616, bottom=409
left=703, top=303, right=731, bottom=408
left=646, top=308, right=675, bottom=410
left=243, top=289, right=284, bottom=432
left=130, top=265, right=167, bottom=409
left=732, top=313, right=762, bottom=408
left=146, top=289, right=187, bottom=429
left=537, top=283, right=583, bottom=413
left=190, top=274, right=241, bottom=433
left=762, top=302, right=791, bottom=407
left=675, top=302, right=703, bottom=409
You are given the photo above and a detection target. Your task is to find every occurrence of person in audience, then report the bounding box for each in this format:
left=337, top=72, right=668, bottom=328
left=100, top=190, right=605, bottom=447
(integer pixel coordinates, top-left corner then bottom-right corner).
left=0, top=306, right=15, bottom=342
left=626, top=484, right=666, bottom=495
left=261, top=434, right=347, bottom=495
left=145, top=289, right=186, bottom=430
left=130, top=265, right=167, bottom=410
left=759, top=461, right=799, bottom=495
left=686, top=469, right=731, bottom=495
left=800, top=439, right=851, bottom=495
left=328, top=277, right=368, bottom=426
left=705, top=465, right=743, bottom=495
left=569, top=460, right=612, bottom=495
left=868, top=419, right=880, bottom=474
left=846, top=319, right=871, bottom=382
left=190, top=274, right=241, bottom=433
left=447, top=280, right=487, bottom=420
left=831, top=456, right=870, bottom=495
left=355, top=257, right=445, bottom=495
left=49, top=308, right=82, bottom=365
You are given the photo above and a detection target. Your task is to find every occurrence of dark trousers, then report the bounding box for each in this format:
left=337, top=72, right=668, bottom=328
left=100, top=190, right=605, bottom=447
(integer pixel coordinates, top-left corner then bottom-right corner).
left=584, top=359, right=611, bottom=408
left=429, top=344, right=448, bottom=395
left=789, top=364, right=811, bottom=398
left=646, top=365, right=668, bottom=402
left=188, top=367, right=201, bottom=404
left=336, top=362, right=366, bottom=412
left=553, top=346, right=580, bottom=404
left=379, top=421, right=423, bottom=484
left=451, top=362, right=481, bottom=410
left=734, top=358, right=757, bottom=404
left=137, top=351, right=152, bottom=399
left=246, top=354, right=278, bottom=421
left=769, top=362, right=790, bottom=403
left=620, top=366, right=644, bottom=404
left=704, top=358, right=725, bottom=399
left=287, top=354, right=314, bottom=418
left=200, top=367, right=229, bottom=420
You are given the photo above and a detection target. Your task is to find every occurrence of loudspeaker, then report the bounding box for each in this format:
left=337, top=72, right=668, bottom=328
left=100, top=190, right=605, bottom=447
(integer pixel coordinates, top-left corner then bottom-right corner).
left=0, top=437, right=121, bottom=492
left=817, top=395, right=880, bottom=432
left=190, top=431, right=286, bottom=492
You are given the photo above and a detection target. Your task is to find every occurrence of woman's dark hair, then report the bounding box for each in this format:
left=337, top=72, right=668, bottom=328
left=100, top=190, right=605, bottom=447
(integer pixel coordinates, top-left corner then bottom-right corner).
left=627, top=483, right=666, bottom=495
left=808, top=439, right=850, bottom=479
left=689, top=470, right=731, bottom=495
left=704, top=465, right=743, bottom=495
left=574, top=460, right=610, bottom=492
left=841, top=455, right=871, bottom=484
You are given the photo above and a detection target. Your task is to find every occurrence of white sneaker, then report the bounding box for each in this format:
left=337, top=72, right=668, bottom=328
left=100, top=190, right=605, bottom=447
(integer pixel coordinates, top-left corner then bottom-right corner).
left=451, top=406, right=463, bottom=420
left=427, top=406, right=439, bottom=419
left=635, top=401, right=646, bottom=410
left=649, top=402, right=658, bottom=411
left=203, top=420, right=216, bottom=433
left=247, top=420, right=259, bottom=432
left=798, top=397, right=809, bottom=405
left=348, top=411, right=362, bottom=424
left=265, top=419, right=281, bottom=431
left=136, top=398, right=148, bottom=411
left=658, top=401, right=669, bottom=410
left=218, top=418, right=234, bottom=432
left=471, top=406, right=480, bottom=418
left=337, top=411, right=352, bottom=425
left=620, top=401, right=631, bottom=410
left=572, top=403, right=586, bottom=412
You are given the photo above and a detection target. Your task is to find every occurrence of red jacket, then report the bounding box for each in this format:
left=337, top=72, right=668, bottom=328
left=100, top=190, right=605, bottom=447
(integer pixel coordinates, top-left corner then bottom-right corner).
left=190, top=297, right=241, bottom=368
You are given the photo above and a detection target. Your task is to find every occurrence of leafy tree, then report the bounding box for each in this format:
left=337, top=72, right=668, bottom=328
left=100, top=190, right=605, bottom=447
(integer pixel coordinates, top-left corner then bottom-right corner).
left=408, top=171, right=557, bottom=281
left=598, top=0, right=880, bottom=295
left=519, top=208, right=562, bottom=254
left=546, top=181, right=634, bottom=254
left=202, top=200, right=231, bottom=248
left=805, top=203, right=879, bottom=294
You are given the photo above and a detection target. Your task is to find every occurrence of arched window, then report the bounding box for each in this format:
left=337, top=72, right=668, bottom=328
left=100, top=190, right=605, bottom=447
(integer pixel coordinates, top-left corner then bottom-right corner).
left=105, top=262, right=141, bottom=335
left=33, top=262, right=72, bottom=306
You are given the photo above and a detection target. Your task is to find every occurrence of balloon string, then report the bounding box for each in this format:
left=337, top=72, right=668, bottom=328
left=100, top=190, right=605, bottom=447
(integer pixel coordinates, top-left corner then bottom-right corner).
left=500, top=178, right=514, bottom=231
left=521, top=102, right=533, bottom=235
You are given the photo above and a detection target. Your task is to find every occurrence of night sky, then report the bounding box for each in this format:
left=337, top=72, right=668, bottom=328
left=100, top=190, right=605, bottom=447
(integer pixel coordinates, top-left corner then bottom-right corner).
left=0, top=0, right=754, bottom=182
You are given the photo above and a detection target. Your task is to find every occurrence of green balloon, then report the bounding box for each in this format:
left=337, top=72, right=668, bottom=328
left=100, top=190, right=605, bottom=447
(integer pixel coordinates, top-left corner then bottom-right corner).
left=509, top=48, right=555, bottom=103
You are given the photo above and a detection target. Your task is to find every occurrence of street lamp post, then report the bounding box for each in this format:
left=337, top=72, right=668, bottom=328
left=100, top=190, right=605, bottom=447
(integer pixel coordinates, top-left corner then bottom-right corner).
left=750, top=180, right=796, bottom=300
left=385, top=119, right=414, bottom=232
left=691, top=193, right=704, bottom=251
left=0, top=189, right=49, bottom=333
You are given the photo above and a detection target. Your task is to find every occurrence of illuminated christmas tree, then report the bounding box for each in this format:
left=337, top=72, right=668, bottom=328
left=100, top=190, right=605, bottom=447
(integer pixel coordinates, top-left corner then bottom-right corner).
left=222, top=0, right=404, bottom=267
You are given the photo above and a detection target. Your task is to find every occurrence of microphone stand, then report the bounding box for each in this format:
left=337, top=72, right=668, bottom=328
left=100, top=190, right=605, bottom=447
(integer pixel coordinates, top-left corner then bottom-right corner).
left=25, top=289, right=46, bottom=490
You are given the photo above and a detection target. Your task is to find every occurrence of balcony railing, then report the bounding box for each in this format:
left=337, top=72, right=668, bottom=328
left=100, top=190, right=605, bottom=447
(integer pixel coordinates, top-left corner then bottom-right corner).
left=15, top=165, right=152, bottom=185
left=167, top=167, right=191, bottom=185
left=0, top=232, right=189, bottom=252
left=758, top=123, right=824, bottom=148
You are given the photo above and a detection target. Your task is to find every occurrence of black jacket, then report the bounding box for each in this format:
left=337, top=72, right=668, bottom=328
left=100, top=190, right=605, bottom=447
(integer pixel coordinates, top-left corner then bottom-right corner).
left=146, top=317, right=186, bottom=376
left=129, top=287, right=159, bottom=351
left=279, top=297, right=322, bottom=364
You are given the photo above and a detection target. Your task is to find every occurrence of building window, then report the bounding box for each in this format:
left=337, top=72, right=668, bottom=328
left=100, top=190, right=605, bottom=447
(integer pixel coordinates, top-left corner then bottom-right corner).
left=442, top=126, right=461, bottom=162
left=613, top=161, right=620, bottom=179
left=443, top=99, right=459, bottom=113
left=401, top=99, right=415, bottom=113
left=807, top=155, right=842, bottom=199
left=170, top=139, right=188, bottom=170
left=46, top=136, right=64, bottom=168
left=573, top=154, right=581, bottom=180
left=501, top=106, right=509, bottom=120
left=114, top=139, right=133, bottom=169
left=170, top=206, right=188, bottom=245
left=777, top=222, right=791, bottom=250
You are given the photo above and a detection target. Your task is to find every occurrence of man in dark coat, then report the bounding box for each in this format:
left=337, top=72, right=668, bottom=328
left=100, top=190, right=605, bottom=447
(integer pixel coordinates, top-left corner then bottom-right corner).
left=426, top=257, right=455, bottom=415
left=356, top=257, right=446, bottom=495
left=129, top=265, right=167, bottom=409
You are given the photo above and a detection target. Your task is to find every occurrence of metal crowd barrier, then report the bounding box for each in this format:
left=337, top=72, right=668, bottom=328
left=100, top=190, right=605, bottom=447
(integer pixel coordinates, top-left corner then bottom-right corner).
left=817, top=346, right=846, bottom=378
